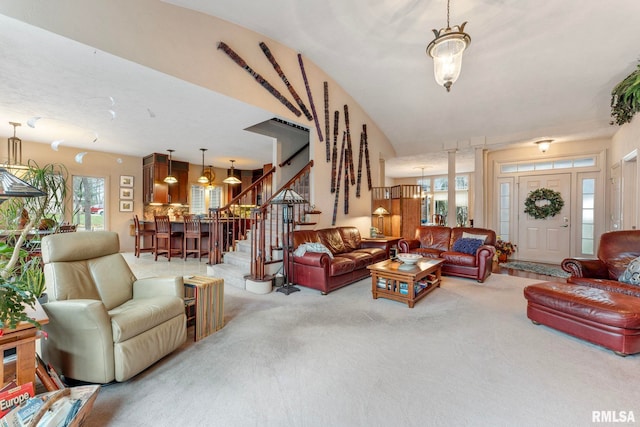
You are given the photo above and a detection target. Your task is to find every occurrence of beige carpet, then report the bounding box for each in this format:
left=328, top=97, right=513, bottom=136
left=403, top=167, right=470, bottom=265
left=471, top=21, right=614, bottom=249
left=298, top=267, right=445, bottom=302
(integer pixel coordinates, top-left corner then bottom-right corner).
left=85, top=267, right=640, bottom=426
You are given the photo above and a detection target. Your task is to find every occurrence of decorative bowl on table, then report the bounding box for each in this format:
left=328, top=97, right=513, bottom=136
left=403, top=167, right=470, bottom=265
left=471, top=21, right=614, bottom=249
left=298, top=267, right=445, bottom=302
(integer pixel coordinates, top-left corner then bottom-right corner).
left=396, top=253, right=422, bottom=264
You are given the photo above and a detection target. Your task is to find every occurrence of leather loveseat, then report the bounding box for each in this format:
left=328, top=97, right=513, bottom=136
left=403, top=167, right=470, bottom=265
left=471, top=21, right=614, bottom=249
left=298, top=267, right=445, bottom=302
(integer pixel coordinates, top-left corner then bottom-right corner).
left=398, top=226, right=496, bottom=282
left=524, top=230, right=640, bottom=356
left=291, top=226, right=387, bottom=294
left=40, top=231, right=187, bottom=383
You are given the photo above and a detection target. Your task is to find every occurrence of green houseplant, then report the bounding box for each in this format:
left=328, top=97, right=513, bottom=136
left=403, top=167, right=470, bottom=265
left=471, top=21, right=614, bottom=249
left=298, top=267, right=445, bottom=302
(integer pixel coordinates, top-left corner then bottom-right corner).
left=611, top=63, right=640, bottom=126
left=0, top=161, right=69, bottom=331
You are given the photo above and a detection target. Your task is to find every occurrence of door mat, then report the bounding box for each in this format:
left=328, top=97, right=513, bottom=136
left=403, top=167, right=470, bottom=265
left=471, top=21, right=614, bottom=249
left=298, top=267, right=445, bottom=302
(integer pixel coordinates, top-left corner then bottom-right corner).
left=500, top=261, right=570, bottom=278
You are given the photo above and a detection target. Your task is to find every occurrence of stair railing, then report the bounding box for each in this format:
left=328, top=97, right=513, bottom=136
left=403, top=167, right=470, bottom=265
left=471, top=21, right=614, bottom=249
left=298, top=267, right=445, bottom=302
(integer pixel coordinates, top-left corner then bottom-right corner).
left=249, top=160, right=314, bottom=280
left=209, top=165, right=276, bottom=265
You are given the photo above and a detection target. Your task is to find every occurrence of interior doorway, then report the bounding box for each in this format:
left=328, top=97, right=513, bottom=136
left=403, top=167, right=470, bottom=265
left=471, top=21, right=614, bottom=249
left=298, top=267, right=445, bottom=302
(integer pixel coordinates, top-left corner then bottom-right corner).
left=622, top=150, right=638, bottom=230
left=517, top=173, right=571, bottom=263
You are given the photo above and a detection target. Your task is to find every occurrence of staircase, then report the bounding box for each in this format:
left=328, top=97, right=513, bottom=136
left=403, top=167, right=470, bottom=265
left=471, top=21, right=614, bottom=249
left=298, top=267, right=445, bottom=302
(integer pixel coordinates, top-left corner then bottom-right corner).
left=208, top=161, right=314, bottom=292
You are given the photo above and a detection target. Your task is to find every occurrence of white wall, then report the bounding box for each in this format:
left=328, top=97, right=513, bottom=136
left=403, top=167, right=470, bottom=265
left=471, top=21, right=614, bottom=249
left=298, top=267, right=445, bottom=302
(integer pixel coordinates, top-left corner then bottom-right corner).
left=0, top=0, right=397, bottom=236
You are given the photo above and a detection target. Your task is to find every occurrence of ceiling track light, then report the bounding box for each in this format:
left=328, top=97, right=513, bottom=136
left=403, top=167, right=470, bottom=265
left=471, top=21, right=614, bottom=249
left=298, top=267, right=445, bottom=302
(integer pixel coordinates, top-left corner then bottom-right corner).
left=426, top=0, right=471, bottom=92
left=223, top=160, right=242, bottom=185
left=164, top=149, right=178, bottom=184
left=198, top=148, right=209, bottom=184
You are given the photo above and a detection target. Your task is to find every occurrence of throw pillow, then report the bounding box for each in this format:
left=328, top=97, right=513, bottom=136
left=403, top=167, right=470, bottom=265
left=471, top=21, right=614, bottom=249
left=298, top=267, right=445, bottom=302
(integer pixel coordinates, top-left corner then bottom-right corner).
left=293, top=242, right=334, bottom=258
left=462, top=232, right=488, bottom=243
left=452, top=238, right=484, bottom=255
left=619, top=256, right=640, bottom=286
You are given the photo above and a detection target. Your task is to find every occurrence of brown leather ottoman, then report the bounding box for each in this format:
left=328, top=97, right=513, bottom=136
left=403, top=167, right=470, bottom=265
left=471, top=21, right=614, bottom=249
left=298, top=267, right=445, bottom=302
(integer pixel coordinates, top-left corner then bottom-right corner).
left=524, top=281, right=640, bottom=356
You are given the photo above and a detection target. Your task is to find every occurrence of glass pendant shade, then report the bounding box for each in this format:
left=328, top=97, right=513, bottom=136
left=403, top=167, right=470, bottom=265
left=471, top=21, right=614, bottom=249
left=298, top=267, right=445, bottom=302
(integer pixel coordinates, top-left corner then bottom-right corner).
left=536, top=139, right=552, bottom=153
left=164, top=149, right=178, bottom=184
left=223, top=160, right=242, bottom=185
left=198, top=148, right=209, bottom=183
left=0, top=167, right=46, bottom=199
left=426, top=0, right=470, bottom=92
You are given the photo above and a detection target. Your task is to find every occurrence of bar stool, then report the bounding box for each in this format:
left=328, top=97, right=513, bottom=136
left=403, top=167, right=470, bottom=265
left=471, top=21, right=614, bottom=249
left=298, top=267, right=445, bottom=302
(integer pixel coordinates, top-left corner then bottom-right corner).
left=154, top=215, right=183, bottom=261
left=183, top=214, right=209, bottom=261
left=134, top=215, right=155, bottom=257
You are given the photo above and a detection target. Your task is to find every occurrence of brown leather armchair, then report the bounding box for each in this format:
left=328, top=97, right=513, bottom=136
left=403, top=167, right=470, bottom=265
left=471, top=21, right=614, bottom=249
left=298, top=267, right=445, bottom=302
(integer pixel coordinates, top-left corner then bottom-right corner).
left=561, top=230, right=640, bottom=280
left=523, top=230, right=640, bottom=356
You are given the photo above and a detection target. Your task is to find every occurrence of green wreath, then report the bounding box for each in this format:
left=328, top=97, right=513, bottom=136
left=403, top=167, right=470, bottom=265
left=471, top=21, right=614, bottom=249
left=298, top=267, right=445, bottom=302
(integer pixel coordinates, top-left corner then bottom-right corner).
left=524, top=188, right=564, bottom=219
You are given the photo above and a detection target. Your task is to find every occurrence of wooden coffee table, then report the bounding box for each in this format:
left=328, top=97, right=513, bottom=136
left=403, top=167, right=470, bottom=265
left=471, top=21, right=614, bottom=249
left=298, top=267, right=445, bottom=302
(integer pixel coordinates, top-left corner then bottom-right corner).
left=367, top=258, right=444, bottom=308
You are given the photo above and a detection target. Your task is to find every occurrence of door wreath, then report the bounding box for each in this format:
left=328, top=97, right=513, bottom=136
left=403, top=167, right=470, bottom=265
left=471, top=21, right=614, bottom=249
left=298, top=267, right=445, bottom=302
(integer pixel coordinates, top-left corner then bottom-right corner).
left=524, top=188, right=564, bottom=219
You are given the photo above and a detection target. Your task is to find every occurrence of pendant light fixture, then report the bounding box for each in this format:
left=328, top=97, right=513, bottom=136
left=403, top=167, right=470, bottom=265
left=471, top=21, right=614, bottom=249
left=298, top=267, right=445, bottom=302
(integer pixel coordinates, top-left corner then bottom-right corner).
left=7, top=122, right=22, bottom=165
left=223, top=159, right=242, bottom=185
left=426, top=0, right=471, bottom=92
left=197, top=148, right=209, bottom=183
left=164, top=149, right=178, bottom=184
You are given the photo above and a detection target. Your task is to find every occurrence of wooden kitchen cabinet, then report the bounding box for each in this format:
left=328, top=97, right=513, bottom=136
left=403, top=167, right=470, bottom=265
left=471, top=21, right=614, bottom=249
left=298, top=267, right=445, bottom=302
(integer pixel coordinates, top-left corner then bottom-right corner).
left=142, top=154, right=189, bottom=205
left=168, top=160, right=189, bottom=204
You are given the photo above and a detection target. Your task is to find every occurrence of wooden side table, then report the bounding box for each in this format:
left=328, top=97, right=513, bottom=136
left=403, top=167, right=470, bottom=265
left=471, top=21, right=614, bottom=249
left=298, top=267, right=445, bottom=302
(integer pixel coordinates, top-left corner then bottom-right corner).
left=1, top=300, right=49, bottom=387
left=361, top=236, right=402, bottom=258
left=183, top=276, right=224, bottom=341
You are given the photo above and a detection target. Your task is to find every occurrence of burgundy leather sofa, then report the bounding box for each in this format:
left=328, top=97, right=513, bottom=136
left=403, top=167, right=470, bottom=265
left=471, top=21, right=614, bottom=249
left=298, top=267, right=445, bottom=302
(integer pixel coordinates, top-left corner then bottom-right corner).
left=524, top=230, right=640, bottom=356
left=291, top=227, right=387, bottom=294
left=398, top=226, right=496, bottom=282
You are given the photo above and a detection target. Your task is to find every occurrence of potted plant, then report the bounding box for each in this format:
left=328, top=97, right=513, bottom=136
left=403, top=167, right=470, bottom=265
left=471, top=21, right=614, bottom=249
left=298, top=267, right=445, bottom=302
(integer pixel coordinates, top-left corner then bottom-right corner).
left=611, top=63, right=640, bottom=126
left=495, top=239, right=517, bottom=263
left=18, top=258, right=47, bottom=303
left=0, top=161, right=69, bottom=331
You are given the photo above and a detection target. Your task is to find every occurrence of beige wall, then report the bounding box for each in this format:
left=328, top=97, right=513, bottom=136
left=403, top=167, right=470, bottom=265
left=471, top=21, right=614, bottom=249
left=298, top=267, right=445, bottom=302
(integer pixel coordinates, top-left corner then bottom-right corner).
left=0, top=0, right=397, bottom=236
left=611, top=115, right=640, bottom=228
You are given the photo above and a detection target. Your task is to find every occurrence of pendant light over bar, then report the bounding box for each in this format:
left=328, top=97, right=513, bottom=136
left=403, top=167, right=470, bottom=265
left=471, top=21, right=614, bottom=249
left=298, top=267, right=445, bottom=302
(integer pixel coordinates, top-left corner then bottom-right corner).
left=164, top=149, right=178, bottom=184
left=197, top=148, right=209, bottom=183
left=223, top=160, right=242, bottom=185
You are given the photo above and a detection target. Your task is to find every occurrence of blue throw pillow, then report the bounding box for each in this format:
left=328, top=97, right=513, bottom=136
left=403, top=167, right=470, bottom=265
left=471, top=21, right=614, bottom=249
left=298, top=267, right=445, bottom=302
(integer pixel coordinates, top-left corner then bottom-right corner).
left=452, top=238, right=484, bottom=255
left=619, top=256, right=640, bottom=286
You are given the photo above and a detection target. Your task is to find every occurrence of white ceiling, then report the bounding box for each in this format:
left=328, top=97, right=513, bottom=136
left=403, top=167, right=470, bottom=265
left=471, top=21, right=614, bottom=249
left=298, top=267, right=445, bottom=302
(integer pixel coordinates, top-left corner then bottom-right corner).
left=1, top=1, right=639, bottom=176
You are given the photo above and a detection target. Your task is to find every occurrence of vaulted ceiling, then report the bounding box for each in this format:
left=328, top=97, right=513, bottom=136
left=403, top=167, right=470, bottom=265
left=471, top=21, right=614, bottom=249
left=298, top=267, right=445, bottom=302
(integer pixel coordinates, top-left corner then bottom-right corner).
left=1, top=1, right=638, bottom=177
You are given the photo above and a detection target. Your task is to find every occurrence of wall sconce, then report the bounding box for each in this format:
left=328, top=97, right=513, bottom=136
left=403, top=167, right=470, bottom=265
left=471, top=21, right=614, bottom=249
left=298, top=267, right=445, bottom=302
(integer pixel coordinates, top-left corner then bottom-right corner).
left=535, top=139, right=553, bottom=153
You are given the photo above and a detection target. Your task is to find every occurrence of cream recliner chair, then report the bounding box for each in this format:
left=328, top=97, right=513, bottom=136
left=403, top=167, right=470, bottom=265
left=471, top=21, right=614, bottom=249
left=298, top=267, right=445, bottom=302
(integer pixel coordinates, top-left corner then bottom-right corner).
left=40, top=231, right=186, bottom=383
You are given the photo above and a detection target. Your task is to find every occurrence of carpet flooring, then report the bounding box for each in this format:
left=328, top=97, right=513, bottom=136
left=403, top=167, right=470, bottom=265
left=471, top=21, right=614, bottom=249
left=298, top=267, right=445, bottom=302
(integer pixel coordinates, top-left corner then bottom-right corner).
left=85, top=265, right=639, bottom=427
left=500, top=261, right=571, bottom=278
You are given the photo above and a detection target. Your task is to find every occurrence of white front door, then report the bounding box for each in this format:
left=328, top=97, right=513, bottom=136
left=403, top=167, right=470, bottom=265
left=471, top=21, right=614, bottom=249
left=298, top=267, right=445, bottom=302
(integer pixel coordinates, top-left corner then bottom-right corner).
left=517, top=174, right=571, bottom=263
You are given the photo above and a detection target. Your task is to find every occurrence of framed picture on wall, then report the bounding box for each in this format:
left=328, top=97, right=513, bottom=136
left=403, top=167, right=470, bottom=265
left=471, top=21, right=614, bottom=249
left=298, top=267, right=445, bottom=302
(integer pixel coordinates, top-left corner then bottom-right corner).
left=120, top=175, right=134, bottom=187
left=119, top=188, right=133, bottom=200
left=119, top=200, right=133, bottom=212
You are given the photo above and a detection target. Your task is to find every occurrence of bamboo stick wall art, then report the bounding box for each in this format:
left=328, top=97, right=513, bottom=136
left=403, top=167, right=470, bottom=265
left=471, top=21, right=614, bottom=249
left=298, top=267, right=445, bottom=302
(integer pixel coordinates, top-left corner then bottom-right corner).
left=332, top=131, right=347, bottom=225
left=363, top=124, right=372, bottom=190
left=356, top=130, right=364, bottom=198
left=343, top=105, right=356, bottom=185
left=259, top=42, right=312, bottom=121
left=218, top=42, right=301, bottom=117
left=298, top=54, right=324, bottom=142
left=344, top=135, right=350, bottom=214
left=324, top=82, right=330, bottom=162
left=331, top=110, right=339, bottom=193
